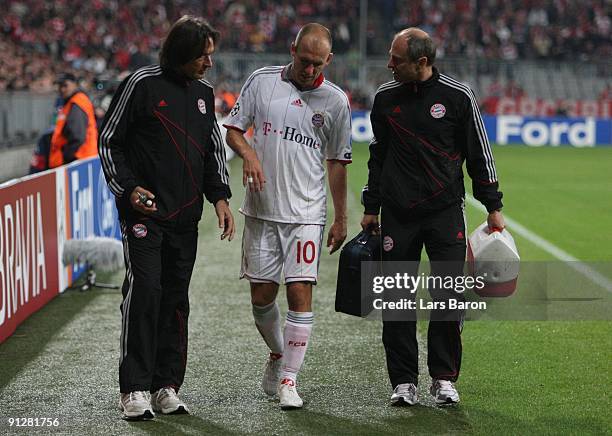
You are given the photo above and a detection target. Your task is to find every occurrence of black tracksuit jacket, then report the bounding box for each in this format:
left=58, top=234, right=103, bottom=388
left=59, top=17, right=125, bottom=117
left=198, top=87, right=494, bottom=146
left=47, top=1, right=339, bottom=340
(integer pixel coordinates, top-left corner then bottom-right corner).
left=98, top=65, right=231, bottom=225
left=363, top=68, right=503, bottom=217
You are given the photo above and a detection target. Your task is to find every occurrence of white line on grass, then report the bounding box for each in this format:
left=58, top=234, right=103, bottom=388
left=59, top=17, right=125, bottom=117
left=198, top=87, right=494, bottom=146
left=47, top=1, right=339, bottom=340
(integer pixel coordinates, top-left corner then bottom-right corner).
left=466, top=194, right=612, bottom=294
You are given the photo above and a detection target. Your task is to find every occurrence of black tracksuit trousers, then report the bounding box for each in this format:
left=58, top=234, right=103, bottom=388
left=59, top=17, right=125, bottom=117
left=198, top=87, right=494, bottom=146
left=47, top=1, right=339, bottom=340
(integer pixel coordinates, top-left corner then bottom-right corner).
left=381, top=202, right=466, bottom=388
left=118, top=217, right=198, bottom=394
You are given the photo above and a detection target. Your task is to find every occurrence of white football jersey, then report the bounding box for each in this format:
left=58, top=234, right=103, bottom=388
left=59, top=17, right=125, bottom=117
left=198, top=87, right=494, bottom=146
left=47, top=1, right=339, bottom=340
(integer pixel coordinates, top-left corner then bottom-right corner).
left=224, top=65, right=352, bottom=225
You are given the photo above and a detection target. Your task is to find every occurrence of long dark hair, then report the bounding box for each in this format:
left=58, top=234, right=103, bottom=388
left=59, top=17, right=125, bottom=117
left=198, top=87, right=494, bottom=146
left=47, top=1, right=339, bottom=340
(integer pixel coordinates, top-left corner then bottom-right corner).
left=159, top=16, right=220, bottom=68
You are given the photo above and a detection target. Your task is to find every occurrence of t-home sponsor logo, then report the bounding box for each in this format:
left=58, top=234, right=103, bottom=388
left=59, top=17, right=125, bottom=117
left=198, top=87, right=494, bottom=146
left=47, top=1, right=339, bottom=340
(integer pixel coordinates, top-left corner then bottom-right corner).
left=262, top=122, right=321, bottom=149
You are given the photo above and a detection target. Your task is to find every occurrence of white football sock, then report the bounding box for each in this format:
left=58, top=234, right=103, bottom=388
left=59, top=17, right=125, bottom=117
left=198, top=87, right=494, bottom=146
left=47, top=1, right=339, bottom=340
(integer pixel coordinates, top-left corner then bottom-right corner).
left=252, top=302, right=283, bottom=355
left=280, top=311, right=313, bottom=383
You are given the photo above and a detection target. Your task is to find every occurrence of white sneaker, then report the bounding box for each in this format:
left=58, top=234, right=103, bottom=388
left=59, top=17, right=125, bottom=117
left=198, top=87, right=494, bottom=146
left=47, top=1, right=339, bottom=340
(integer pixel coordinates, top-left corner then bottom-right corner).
left=119, top=391, right=155, bottom=420
left=430, top=379, right=460, bottom=405
left=262, top=353, right=283, bottom=396
left=151, top=387, right=190, bottom=414
left=390, top=383, right=418, bottom=406
left=277, top=378, right=303, bottom=410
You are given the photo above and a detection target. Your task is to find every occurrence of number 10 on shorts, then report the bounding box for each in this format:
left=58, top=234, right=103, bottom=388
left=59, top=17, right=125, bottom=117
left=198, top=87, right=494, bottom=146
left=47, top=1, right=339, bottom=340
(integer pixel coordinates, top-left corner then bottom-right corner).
left=296, top=240, right=316, bottom=264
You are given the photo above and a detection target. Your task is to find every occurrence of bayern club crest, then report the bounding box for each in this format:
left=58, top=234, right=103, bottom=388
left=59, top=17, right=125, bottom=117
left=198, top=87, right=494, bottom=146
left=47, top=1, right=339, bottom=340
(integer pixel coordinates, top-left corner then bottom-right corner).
left=132, top=223, right=148, bottom=238
left=311, top=112, right=325, bottom=128
left=197, top=98, right=207, bottom=114
left=430, top=103, right=446, bottom=119
left=383, top=236, right=394, bottom=252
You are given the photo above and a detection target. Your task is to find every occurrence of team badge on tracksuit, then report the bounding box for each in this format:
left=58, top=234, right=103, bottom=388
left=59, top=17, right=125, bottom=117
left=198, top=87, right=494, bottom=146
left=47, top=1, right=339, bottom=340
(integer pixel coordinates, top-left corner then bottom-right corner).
left=383, top=236, right=394, bottom=252
left=197, top=98, right=207, bottom=114
left=132, top=223, right=148, bottom=238
left=430, top=103, right=446, bottom=118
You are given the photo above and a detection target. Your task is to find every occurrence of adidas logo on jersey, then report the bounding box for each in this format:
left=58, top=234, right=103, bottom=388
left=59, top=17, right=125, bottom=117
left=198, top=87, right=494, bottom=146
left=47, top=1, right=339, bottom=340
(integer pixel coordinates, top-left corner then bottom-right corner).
left=291, top=98, right=303, bottom=107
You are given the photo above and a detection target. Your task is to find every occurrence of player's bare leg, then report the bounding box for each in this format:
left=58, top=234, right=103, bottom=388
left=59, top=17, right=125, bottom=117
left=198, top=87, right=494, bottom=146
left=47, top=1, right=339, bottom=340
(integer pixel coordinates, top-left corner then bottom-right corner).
left=286, top=282, right=312, bottom=312
left=251, top=282, right=279, bottom=306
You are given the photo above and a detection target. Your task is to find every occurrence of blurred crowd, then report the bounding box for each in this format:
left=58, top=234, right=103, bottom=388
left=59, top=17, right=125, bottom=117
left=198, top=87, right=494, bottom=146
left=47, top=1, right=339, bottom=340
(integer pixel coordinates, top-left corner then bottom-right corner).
left=372, top=0, right=611, bottom=61
left=0, top=0, right=358, bottom=94
left=0, top=0, right=610, bottom=104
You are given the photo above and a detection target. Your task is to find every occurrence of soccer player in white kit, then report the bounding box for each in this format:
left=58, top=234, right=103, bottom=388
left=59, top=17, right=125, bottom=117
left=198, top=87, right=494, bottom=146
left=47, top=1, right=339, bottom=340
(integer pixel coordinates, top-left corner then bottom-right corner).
left=224, top=23, right=351, bottom=409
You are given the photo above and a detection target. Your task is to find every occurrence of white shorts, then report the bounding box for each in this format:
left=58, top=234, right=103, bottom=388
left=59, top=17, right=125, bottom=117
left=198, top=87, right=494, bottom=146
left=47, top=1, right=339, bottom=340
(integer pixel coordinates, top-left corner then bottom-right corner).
left=241, top=216, right=324, bottom=285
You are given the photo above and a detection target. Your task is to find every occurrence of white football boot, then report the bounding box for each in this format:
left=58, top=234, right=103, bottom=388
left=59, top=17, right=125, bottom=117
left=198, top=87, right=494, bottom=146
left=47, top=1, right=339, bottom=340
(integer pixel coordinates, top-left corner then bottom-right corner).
left=278, top=378, right=303, bottom=410
left=262, top=353, right=283, bottom=396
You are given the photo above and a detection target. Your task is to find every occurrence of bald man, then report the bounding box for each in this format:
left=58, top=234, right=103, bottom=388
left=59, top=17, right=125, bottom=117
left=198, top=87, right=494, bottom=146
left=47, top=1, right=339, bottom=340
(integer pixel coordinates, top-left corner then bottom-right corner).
left=362, top=28, right=505, bottom=406
left=225, top=23, right=352, bottom=409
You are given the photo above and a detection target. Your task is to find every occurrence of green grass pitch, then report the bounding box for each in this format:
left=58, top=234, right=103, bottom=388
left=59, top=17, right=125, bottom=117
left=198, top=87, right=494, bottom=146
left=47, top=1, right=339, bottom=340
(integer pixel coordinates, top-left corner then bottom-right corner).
left=0, top=144, right=610, bottom=435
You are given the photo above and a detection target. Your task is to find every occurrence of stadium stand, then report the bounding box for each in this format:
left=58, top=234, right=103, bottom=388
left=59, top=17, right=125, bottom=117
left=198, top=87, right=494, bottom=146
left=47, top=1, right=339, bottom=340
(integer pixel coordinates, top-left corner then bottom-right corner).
left=1, top=0, right=609, bottom=92
left=0, top=0, right=609, bottom=168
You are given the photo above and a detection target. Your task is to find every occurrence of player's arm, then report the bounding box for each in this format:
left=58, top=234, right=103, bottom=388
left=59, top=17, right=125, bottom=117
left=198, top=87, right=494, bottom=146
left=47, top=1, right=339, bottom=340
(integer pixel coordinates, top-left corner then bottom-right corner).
left=223, top=70, right=265, bottom=192
left=225, top=128, right=265, bottom=192
left=361, top=95, right=388, bottom=232
left=327, top=160, right=348, bottom=254
left=460, top=89, right=505, bottom=230
left=326, top=96, right=352, bottom=254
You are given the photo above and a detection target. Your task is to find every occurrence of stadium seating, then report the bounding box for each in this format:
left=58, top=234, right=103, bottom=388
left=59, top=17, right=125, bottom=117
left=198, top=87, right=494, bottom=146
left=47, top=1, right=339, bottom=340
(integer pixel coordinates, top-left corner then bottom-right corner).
left=0, top=0, right=609, bottom=150
left=2, top=0, right=610, bottom=95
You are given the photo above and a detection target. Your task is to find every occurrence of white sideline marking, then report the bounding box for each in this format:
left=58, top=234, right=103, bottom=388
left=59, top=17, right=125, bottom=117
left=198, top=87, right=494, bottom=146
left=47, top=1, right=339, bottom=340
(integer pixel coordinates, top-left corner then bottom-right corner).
left=466, top=194, right=612, bottom=294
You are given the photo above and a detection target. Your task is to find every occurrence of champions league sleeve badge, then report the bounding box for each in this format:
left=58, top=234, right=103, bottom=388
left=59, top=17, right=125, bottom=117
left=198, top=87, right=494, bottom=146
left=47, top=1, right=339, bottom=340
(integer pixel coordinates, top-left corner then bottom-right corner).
left=311, top=112, right=325, bottom=128
left=230, top=101, right=240, bottom=117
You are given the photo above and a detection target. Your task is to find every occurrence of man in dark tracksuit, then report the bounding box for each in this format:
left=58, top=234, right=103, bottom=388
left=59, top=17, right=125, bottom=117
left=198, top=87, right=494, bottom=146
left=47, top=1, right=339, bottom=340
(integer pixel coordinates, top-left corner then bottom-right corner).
left=361, top=28, right=505, bottom=406
left=98, top=16, right=235, bottom=420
